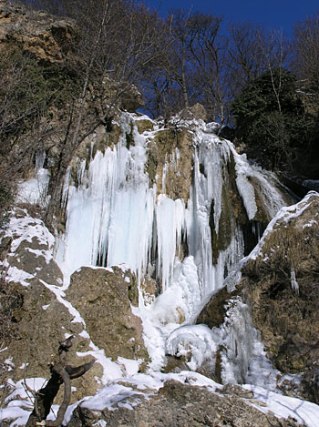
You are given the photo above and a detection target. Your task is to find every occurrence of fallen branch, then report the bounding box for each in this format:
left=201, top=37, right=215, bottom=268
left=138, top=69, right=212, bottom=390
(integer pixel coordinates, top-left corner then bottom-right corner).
left=26, top=336, right=95, bottom=427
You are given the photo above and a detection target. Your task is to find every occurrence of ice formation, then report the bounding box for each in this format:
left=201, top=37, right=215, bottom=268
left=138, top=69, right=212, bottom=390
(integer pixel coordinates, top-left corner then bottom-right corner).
left=52, top=113, right=288, bottom=375
left=55, top=115, right=285, bottom=298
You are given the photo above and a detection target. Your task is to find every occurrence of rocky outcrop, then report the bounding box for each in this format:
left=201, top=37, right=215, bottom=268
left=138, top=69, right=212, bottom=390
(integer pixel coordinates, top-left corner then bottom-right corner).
left=0, top=208, right=101, bottom=402
left=67, top=267, right=148, bottom=362
left=68, top=380, right=300, bottom=427
left=179, top=103, right=208, bottom=121
left=196, top=287, right=237, bottom=329
left=146, top=127, right=194, bottom=201
left=0, top=0, right=77, bottom=63
left=241, top=192, right=319, bottom=401
left=196, top=192, right=319, bottom=403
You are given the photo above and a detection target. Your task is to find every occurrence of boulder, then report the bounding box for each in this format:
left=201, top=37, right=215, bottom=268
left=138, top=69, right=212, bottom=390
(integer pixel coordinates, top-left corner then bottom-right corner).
left=68, top=380, right=300, bottom=427
left=179, top=103, right=207, bottom=121
left=67, top=267, right=148, bottom=361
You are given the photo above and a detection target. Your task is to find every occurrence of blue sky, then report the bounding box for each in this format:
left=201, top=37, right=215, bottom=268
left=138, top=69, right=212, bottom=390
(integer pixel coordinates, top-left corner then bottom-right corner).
left=143, top=0, right=319, bottom=36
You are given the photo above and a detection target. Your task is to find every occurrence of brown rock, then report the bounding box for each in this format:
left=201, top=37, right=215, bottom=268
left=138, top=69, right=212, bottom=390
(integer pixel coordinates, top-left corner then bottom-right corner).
left=146, top=127, right=193, bottom=202
left=68, top=380, right=301, bottom=427
left=196, top=287, right=235, bottom=329
left=67, top=267, right=148, bottom=361
left=179, top=103, right=207, bottom=121
left=240, top=193, right=319, bottom=402
left=135, top=118, right=154, bottom=134
left=0, top=209, right=100, bottom=402
left=0, top=0, right=77, bottom=63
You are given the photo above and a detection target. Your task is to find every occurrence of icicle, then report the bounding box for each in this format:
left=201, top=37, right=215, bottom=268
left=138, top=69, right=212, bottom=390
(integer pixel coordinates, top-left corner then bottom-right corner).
left=35, top=150, right=46, bottom=170
left=290, top=268, right=299, bottom=295
left=214, top=297, right=279, bottom=389
left=156, top=195, right=186, bottom=292
left=55, top=114, right=156, bottom=285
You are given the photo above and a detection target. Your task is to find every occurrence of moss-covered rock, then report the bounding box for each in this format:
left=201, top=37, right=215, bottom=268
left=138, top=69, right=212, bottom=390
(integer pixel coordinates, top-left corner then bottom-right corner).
left=196, top=287, right=238, bottom=329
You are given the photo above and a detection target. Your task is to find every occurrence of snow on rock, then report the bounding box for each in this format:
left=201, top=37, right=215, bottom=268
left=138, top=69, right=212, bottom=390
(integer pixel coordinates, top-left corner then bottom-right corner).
left=166, top=324, right=217, bottom=371
left=16, top=150, right=50, bottom=208
left=0, top=378, right=58, bottom=427
left=245, top=384, right=319, bottom=427
left=0, top=208, right=56, bottom=287
left=246, top=191, right=319, bottom=263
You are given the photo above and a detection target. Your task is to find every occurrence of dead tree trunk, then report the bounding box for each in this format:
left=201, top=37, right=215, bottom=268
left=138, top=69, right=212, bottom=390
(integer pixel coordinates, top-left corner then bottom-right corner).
left=26, top=336, right=94, bottom=427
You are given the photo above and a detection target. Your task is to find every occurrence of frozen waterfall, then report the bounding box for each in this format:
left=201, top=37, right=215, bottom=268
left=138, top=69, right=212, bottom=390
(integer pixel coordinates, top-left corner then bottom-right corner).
left=55, top=114, right=286, bottom=323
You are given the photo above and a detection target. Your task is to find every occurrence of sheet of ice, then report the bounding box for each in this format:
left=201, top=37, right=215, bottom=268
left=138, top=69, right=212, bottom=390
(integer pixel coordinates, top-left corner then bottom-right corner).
left=151, top=256, right=201, bottom=325
left=16, top=168, right=50, bottom=207
left=211, top=297, right=279, bottom=390
left=232, top=148, right=285, bottom=221
left=235, top=170, right=257, bottom=220
left=245, top=384, right=319, bottom=427
left=185, top=132, right=247, bottom=296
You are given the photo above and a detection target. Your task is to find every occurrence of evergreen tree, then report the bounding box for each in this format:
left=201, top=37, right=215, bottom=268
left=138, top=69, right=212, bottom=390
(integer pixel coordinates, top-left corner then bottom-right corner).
left=232, top=68, right=307, bottom=171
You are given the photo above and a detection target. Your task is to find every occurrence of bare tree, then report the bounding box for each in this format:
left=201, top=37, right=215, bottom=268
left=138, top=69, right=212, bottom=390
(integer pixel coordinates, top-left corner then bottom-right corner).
left=293, top=14, right=319, bottom=86
left=226, top=25, right=288, bottom=90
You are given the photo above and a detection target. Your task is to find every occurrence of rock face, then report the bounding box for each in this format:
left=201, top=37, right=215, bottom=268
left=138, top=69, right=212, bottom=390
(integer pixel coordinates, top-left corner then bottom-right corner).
left=146, top=127, right=194, bottom=202
left=0, top=209, right=100, bottom=402
left=196, top=192, right=319, bottom=403
left=196, top=287, right=236, bottom=329
left=67, top=267, right=148, bottom=361
left=68, top=380, right=300, bottom=427
left=0, top=0, right=77, bottom=63
left=241, top=192, right=319, bottom=402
